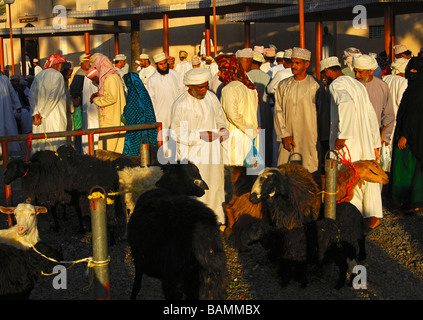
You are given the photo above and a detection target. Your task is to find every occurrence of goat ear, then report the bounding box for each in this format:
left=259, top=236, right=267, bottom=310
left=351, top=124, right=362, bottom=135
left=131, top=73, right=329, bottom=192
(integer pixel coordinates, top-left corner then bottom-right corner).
left=35, top=206, right=48, bottom=215
left=0, top=206, right=15, bottom=214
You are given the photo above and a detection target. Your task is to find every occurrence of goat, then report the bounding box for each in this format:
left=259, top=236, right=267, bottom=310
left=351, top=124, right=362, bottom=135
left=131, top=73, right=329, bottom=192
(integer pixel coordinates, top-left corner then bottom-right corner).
left=246, top=212, right=359, bottom=289
left=3, top=150, right=81, bottom=232
left=56, top=145, right=126, bottom=244
left=127, top=161, right=228, bottom=300
left=95, top=149, right=140, bottom=166
left=313, top=160, right=389, bottom=203
left=118, top=165, right=164, bottom=217
left=250, top=164, right=321, bottom=230
left=0, top=204, right=47, bottom=250
left=0, top=241, right=62, bottom=299
left=263, top=220, right=358, bottom=289
left=224, top=166, right=262, bottom=238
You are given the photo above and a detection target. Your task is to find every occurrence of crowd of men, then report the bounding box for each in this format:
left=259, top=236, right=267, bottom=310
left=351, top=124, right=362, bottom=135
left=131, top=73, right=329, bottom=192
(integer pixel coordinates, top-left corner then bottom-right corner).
left=1, top=42, right=422, bottom=231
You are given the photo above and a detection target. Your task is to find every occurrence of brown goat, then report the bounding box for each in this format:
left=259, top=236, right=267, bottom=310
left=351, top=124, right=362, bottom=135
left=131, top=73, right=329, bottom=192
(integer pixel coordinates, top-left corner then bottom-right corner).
left=226, top=164, right=321, bottom=251
left=225, top=166, right=262, bottom=240
left=313, top=160, right=389, bottom=203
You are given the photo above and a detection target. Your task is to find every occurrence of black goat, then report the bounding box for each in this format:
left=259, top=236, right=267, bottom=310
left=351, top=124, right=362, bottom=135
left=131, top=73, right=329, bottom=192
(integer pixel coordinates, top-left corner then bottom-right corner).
left=127, top=162, right=228, bottom=300
left=3, top=150, right=83, bottom=233
left=0, top=241, right=63, bottom=299
left=250, top=165, right=321, bottom=230
left=56, top=145, right=126, bottom=244
left=332, top=202, right=367, bottom=261
left=248, top=217, right=358, bottom=289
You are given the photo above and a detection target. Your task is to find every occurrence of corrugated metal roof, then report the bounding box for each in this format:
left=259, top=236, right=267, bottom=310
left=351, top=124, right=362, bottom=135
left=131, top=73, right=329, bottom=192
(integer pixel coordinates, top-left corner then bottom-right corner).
left=67, top=0, right=296, bottom=20
left=0, top=23, right=131, bottom=38
left=225, top=0, right=423, bottom=22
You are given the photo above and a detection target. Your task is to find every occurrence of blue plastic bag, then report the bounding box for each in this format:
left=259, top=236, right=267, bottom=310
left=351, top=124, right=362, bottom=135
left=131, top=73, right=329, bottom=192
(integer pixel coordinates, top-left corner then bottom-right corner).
left=243, top=138, right=264, bottom=168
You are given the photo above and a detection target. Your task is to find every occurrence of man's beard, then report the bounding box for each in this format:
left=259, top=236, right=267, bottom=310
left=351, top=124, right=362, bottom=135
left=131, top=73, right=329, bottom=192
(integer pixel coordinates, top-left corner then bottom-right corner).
left=157, top=65, right=170, bottom=75
left=189, top=88, right=207, bottom=100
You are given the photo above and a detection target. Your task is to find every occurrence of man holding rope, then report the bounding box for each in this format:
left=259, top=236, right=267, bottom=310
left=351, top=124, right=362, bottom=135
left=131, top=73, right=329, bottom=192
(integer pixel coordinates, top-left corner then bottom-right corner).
left=320, top=56, right=383, bottom=231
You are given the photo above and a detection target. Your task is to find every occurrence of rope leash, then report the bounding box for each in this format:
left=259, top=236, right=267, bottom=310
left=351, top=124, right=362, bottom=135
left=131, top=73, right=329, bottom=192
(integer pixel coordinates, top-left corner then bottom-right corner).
left=33, top=245, right=110, bottom=291
left=30, top=132, right=60, bottom=157
left=87, top=186, right=156, bottom=205
left=336, top=145, right=358, bottom=204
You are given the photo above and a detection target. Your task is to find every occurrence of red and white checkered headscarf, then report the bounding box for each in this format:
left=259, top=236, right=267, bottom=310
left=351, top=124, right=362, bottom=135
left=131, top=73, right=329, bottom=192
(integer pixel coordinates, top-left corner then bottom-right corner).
left=43, top=54, right=67, bottom=70
left=90, top=54, right=120, bottom=96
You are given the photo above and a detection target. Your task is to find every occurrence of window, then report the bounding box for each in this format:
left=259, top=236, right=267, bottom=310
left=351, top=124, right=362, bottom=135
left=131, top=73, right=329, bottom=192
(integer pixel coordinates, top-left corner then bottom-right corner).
left=369, top=25, right=384, bottom=39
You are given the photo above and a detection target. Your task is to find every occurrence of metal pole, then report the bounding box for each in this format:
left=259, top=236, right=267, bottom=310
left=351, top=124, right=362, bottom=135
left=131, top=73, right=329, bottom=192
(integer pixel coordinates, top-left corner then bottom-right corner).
left=324, top=150, right=338, bottom=220
left=163, top=13, right=169, bottom=56
left=114, top=21, right=120, bottom=55
left=384, top=4, right=393, bottom=62
left=213, top=0, right=217, bottom=57
left=205, top=16, right=211, bottom=57
left=2, top=140, right=12, bottom=227
left=0, top=36, right=4, bottom=74
left=8, top=3, right=15, bottom=75
left=244, top=6, right=250, bottom=48
left=20, top=38, right=27, bottom=77
left=88, top=133, right=94, bottom=156
left=315, top=15, right=322, bottom=79
left=299, top=0, right=305, bottom=48
left=89, top=186, right=110, bottom=300
left=84, top=19, right=90, bottom=54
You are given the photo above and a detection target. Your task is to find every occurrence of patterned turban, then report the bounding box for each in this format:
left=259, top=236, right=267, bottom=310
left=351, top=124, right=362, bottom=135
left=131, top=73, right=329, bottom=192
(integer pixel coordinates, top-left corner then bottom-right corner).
left=214, top=53, right=256, bottom=90
left=43, top=54, right=66, bottom=70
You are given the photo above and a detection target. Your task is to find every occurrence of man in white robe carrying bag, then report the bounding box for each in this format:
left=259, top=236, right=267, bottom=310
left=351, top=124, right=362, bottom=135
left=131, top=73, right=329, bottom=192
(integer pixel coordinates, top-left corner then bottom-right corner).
left=170, top=68, right=229, bottom=226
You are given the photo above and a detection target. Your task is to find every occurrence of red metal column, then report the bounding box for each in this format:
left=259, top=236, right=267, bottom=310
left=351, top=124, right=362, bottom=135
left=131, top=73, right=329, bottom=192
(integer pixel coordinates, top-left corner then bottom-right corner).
left=384, top=4, right=393, bottom=62
left=299, top=0, right=305, bottom=48
left=315, top=16, right=322, bottom=79
left=84, top=19, right=90, bottom=54
left=2, top=141, right=12, bottom=226
left=114, top=21, right=120, bottom=55
left=205, top=16, right=211, bottom=56
left=213, top=0, right=217, bottom=56
left=0, top=37, right=4, bottom=74
left=163, top=13, right=169, bottom=56
left=244, top=6, right=250, bottom=48
left=8, top=3, right=15, bottom=75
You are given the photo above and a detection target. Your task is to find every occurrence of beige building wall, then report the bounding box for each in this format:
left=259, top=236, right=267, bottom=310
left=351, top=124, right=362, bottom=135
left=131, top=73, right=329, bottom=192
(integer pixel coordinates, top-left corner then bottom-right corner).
left=1, top=0, right=422, bottom=76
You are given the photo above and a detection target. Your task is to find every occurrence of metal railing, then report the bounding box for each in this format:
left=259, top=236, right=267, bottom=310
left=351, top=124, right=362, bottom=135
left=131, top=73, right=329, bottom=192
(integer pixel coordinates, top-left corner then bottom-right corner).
left=0, top=122, right=162, bottom=207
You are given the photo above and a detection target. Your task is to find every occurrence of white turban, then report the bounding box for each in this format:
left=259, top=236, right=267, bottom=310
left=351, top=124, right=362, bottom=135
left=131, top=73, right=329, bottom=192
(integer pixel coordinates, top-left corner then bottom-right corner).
left=153, top=52, right=166, bottom=63
left=352, top=54, right=378, bottom=71
left=191, top=55, right=201, bottom=66
left=391, top=57, right=409, bottom=75
left=183, top=68, right=212, bottom=86
left=236, top=48, right=254, bottom=58
left=291, top=47, right=311, bottom=61
left=139, top=53, right=149, bottom=60
left=254, top=46, right=265, bottom=54
left=394, top=44, right=408, bottom=55
left=265, top=47, right=276, bottom=57
left=284, top=49, right=292, bottom=59
left=343, top=47, right=361, bottom=70
left=319, top=56, right=341, bottom=71
left=253, top=51, right=264, bottom=63
left=114, top=54, right=127, bottom=61
left=276, top=51, right=284, bottom=59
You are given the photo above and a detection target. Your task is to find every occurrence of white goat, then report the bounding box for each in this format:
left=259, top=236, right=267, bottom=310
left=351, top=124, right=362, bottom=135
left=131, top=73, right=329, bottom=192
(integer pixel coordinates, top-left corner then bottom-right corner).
left=0, top=203, right=47, bottom=250
left=118, top=166, right=164, bottom=216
